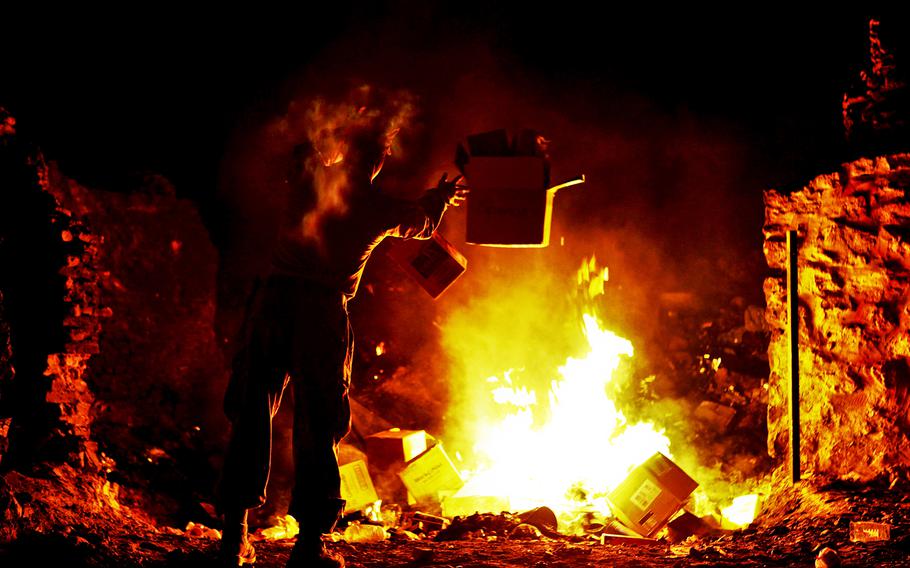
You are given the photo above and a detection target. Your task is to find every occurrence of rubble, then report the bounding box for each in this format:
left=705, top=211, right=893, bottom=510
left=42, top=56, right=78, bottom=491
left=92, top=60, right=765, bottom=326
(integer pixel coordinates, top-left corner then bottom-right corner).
left=850, top=521, right=891, bottom=543
left=342, top=522, right=389, bottom=543
left=815, top=546, right=841, bottom=568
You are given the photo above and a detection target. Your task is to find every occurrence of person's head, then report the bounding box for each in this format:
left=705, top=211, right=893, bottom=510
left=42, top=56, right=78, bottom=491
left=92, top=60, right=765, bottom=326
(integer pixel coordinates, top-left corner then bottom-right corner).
left=343, top=122, right=398, bottom=184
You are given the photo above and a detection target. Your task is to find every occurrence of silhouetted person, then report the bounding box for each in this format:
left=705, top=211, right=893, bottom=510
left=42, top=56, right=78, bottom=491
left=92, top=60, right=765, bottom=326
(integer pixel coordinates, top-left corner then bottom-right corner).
left=216, top=118, right=465, bottom=567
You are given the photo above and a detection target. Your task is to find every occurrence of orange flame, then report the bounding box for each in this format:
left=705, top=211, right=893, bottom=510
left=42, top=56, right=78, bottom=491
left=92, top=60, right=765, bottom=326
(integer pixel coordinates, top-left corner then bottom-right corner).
left=454, top=313, right=671, bottom=524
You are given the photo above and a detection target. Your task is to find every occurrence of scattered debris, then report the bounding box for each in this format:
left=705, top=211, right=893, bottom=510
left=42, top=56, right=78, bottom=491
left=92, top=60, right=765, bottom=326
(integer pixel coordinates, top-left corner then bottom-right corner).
left=182, top=521, right=220, bottom=540
left=510, top=523, right=543, bottom=540
left=850, top=521, right=891, bottom=543
left=411, top=512, right=449, bottom=532
left=666, top=511, right=721, bottom=543
left=342, top=522, right=388, bottom=543
left=815, top=546, right=841, bottom=568
left=694, top=400, right=737, bottom=430
left=517, top=506, right=559, bottom=534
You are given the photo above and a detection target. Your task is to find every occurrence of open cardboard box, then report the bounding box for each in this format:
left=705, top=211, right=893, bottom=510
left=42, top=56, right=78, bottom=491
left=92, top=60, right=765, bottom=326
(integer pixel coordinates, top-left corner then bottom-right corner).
left=463, top=156, right=583, bottom=247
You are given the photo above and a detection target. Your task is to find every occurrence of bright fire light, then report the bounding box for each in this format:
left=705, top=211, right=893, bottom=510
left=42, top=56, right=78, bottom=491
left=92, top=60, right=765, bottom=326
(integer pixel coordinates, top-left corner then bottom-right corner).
left=721, top=494, right=760, bottom=528
left=457, top=313, right=671, bottom=522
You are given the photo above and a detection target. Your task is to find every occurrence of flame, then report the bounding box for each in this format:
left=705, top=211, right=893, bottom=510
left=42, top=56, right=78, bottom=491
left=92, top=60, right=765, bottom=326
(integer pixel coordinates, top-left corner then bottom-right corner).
left=454, top=311, right=671, bottom=524
left=721, top=494, right=760, bottom=529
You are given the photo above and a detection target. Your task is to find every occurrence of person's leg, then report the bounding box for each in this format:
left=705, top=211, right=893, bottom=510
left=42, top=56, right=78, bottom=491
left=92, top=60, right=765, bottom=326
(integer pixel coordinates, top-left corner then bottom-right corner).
left=286, top=292, right=353, bottom=567
left=217, top=278, right=293, bottom=565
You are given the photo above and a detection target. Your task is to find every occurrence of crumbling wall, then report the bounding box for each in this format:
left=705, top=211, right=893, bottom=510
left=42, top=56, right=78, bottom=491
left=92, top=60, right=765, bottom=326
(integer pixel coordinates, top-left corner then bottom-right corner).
left=764, top=153, right=910, bottom=481
left=2, top=107, right=227, bottom=525
left=45, top=167, right=228, bottom=519
left=0, top=108, right=102, bottom=469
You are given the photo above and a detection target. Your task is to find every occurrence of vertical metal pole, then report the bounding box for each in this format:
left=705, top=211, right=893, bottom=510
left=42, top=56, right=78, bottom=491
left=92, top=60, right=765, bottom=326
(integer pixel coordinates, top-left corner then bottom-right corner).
left=787, top=230, right=800, bottom=484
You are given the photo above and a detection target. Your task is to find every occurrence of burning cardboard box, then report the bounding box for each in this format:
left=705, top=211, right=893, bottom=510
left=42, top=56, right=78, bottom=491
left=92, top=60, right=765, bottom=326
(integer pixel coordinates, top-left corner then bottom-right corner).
left=387, top=232, right=467, bottom=298
left=398, top=443, right=464, bottom=505
left=365, top=429, right=428, bottom=503
left=458, top=129, right=584, bottom=247
left=365, top=429, right=428, bottom=469
left=607, top=452, right=698, bottom=537
left=339, top=460, right=379, bottom=514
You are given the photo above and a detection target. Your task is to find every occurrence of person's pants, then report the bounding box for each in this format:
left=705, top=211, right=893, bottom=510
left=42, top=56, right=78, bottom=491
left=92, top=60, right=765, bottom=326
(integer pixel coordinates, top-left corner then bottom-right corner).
left=217, top=274, right=353, bottom=536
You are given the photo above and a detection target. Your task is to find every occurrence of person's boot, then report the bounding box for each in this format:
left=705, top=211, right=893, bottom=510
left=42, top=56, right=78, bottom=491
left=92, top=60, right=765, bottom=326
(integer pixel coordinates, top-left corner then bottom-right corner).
left=286, top=535, right=344, bottom=568
left=220, top=509, right=256, bottom=566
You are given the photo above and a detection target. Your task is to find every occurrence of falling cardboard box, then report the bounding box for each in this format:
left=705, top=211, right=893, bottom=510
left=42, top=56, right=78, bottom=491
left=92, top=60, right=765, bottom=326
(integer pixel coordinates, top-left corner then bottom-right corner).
left=339, top=460, right=379, bottom=514
left=398, top=444, right=464, bottom=505
left=607, top=452, right=698, bottom=537
left=387, top=232, right=467, bottom=299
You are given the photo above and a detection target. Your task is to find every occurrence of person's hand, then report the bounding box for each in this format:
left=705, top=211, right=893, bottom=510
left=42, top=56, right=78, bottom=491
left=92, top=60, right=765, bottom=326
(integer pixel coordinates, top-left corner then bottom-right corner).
left=437, top=172, right=470, bottom=207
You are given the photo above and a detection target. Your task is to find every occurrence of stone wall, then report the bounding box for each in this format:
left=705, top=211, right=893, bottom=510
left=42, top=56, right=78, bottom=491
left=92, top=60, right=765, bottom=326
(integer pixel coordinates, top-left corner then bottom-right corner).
left=0, top=108, right=102, bottom=469
left=764, top=153, right=910, bottom=481
left=45, top=167, right=228, bottom=516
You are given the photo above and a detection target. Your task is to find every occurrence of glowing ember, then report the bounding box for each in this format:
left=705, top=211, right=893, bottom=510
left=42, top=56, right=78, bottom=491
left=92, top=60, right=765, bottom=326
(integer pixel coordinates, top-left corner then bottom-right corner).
left=456, top=312, right=671, bottom=523
left=721, top=494, right=760, bottom=529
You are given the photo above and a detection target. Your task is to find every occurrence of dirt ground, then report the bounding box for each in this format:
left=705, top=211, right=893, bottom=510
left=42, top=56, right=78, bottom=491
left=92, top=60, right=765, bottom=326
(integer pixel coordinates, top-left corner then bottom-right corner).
left=2, top=522, right=910, bottom=567
left=2, top=466, right=910, bottom=567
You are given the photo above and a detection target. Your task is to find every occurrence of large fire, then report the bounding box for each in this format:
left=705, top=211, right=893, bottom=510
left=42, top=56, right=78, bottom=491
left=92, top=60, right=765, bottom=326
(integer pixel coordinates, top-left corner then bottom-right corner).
left=455, top=312, right=671, bottom=525
left=441, top=256, right=674, bottom=529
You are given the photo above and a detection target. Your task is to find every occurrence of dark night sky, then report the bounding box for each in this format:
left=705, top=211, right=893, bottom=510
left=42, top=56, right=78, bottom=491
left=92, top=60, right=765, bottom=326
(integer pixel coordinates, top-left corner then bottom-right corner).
left=2, top=5, right=907, bottom=261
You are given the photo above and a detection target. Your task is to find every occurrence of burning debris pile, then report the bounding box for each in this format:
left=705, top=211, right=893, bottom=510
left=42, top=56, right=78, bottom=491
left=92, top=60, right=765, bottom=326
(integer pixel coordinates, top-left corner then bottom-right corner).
left=619, top=275, right=773, bottom=483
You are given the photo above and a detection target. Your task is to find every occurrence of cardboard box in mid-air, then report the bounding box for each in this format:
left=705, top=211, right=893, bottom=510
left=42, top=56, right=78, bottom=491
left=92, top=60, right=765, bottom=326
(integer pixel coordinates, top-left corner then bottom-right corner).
left=458, top=129, right=584, bottom=248
left=387, top=232, right=467, bottom=298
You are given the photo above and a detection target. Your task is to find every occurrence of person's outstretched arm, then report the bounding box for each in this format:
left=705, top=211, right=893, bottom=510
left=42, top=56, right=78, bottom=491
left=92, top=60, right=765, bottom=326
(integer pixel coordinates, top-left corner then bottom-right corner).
left=386, top=173, right=467, bottom=239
